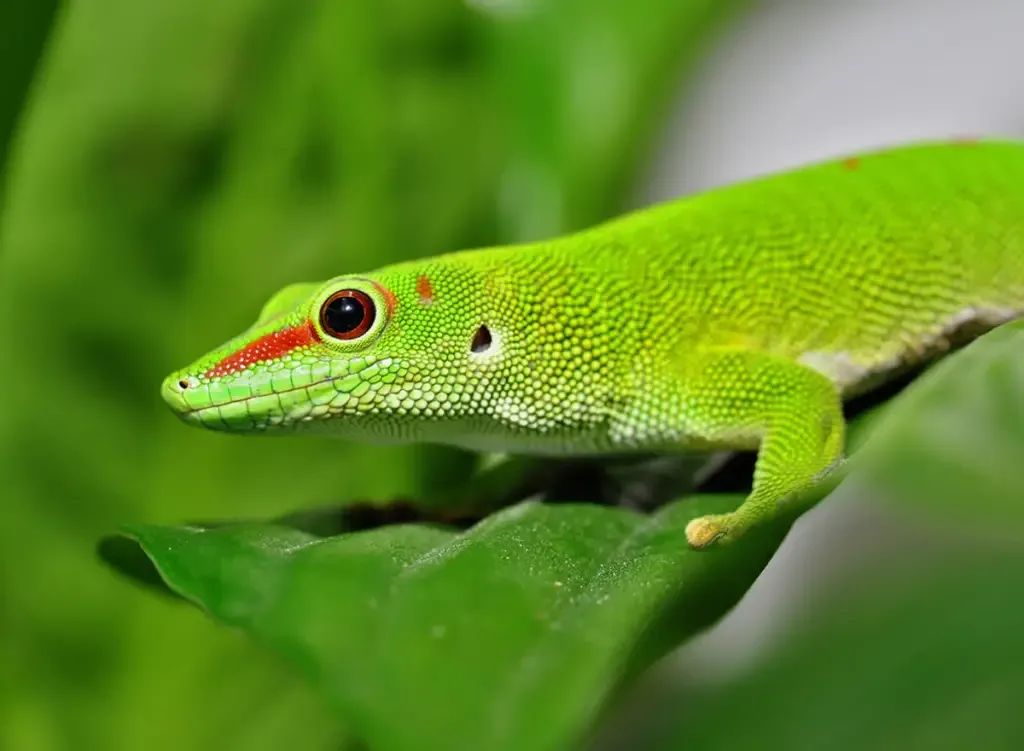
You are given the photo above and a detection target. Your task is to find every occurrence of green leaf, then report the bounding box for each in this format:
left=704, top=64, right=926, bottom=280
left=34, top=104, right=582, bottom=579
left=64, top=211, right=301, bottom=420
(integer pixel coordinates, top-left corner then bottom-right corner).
left=848, top=320, right=1024, bottom=533
left=107, top=495, right=798, bottom=751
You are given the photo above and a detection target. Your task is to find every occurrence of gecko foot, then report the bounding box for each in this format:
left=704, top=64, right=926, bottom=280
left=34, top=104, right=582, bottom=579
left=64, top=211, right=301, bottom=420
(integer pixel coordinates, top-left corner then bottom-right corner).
left=685, top=513, right=734, bottom=549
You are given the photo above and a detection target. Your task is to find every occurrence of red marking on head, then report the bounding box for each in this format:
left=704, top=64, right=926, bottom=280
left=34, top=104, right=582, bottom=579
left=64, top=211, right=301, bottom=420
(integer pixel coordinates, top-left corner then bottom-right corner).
left=203, top=321, right=322, bottom=379
left=371, top=280, right=397, bottom=318
left=842, top=156, right=860, bottom=170
left=415, top=274, right=434, bottom=305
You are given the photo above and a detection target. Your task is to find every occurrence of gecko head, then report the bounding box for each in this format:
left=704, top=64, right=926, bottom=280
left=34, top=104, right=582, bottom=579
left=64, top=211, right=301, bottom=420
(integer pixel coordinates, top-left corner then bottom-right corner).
left=161, top=262, right=509, bottom=440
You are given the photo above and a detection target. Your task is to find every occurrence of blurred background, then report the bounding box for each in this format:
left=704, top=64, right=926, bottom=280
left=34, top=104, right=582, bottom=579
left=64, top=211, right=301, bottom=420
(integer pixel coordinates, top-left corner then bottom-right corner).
left=2, top=1, right=1022, bottom=749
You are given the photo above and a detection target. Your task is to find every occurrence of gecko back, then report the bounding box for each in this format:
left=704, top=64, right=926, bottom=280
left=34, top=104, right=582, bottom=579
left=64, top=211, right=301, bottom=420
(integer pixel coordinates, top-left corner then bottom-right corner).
left=556, top=138, right=1024, bottom=394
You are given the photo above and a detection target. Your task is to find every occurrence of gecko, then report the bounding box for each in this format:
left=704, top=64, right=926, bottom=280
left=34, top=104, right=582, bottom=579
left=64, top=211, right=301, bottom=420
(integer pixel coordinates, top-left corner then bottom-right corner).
left=161, top=139, right=1024, bottom=549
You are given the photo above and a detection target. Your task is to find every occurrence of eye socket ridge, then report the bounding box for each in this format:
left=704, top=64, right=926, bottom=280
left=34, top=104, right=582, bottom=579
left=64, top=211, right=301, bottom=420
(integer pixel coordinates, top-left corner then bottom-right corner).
left=319, top=288, right=377, bottom=341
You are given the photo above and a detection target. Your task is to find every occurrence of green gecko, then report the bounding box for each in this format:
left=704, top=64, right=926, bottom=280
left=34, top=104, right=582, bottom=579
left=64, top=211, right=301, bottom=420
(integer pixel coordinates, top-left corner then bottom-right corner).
left=161, top=139, right=1024, bottom=549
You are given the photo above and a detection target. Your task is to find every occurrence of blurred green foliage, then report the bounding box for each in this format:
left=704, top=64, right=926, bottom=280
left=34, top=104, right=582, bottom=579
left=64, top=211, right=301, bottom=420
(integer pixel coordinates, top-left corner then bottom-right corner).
left=0, top=0, right=59, bottom=192
left=850, top=320, right=1024, bottom=531
left=665, top=548, right=1024, bottom=750
left=0, top=1, right=739, bottom=749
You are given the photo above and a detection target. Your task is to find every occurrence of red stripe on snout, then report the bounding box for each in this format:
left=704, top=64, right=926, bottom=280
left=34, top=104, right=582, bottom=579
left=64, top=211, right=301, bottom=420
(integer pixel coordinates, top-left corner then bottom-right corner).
left=204, top=321, right=322, bottom=379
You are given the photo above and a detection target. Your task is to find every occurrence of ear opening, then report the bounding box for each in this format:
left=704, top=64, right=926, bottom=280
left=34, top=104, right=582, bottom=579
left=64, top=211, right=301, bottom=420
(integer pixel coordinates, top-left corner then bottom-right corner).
left=471, top=325, right=492, bottom=353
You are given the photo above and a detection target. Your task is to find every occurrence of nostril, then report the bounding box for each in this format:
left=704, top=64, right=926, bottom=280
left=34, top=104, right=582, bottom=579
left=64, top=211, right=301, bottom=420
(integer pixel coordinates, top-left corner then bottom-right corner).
left=178, top=379, right=190, bottom=390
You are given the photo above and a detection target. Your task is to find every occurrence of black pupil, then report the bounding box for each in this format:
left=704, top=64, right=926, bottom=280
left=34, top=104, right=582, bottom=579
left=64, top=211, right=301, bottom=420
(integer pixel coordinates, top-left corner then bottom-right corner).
left=324, top=295, right=370, bottom=334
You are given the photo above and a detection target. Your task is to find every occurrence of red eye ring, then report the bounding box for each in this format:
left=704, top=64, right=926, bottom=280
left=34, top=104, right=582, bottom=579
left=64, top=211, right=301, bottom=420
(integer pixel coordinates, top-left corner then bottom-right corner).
left=319, top=289, right=376, bottom=340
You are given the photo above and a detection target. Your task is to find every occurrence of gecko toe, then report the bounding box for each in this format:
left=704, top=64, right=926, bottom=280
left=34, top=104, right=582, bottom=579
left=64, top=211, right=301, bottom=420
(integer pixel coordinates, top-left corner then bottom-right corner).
left=685, top=515, right=730, bottom=549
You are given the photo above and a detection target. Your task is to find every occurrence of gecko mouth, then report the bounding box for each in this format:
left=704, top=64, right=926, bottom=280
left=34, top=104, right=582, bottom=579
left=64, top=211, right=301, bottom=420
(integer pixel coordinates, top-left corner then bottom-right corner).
left=160, top=356, right=399, bottom=432
left=163, top=381, right=331, bottom=434
left=161, top=377, right=336, bottom=431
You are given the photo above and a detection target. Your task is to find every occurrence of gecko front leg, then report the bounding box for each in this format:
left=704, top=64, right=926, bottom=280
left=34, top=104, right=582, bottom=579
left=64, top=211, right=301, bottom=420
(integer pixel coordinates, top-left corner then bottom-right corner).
left=657, top=348, right=846, bottom=549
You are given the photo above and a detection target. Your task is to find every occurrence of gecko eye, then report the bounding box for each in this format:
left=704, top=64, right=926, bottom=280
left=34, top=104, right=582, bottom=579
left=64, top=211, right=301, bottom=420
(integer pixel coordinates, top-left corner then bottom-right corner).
left=320, top=289, right=376, bottom=340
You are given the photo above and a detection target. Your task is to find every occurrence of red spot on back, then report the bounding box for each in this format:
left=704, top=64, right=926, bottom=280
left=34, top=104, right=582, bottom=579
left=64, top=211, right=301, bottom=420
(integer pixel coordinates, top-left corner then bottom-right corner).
left=204, top=321, right=321, bottom=379
left=842, top=156, right=860, bottom=170
left=416, top=274, right=434, bottom=305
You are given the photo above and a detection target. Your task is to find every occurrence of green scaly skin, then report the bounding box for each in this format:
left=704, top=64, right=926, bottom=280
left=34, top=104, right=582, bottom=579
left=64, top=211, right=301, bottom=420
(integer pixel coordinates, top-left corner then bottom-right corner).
left=162, top=140, right=1024, bottom=549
